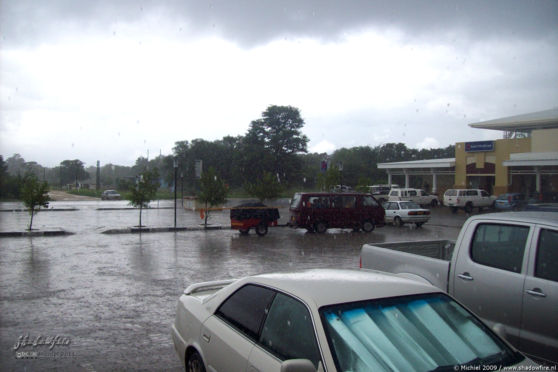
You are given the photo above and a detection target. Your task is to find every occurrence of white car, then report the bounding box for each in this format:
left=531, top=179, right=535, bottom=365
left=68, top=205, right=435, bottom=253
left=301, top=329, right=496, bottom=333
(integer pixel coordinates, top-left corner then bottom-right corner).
left=383, top=200, right=431, bottom=227
left=388, top=188, right=439, bottom=207
left=443, top=189, right=496, bottom=213
left=101, top=189, right=121, bottom=200
left=172, top=269, right=533, bottom=372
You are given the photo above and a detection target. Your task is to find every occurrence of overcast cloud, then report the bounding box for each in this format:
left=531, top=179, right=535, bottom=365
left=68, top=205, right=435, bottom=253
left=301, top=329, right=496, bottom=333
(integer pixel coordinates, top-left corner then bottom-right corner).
left=1, top=0, right=557, bottom=167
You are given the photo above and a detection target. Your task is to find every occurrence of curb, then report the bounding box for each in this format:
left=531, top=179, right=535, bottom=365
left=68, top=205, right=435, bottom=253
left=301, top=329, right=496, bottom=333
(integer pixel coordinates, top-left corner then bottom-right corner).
left=0, top=208, right=79, bottom=212
left=0, top=230, right=73, bottom=237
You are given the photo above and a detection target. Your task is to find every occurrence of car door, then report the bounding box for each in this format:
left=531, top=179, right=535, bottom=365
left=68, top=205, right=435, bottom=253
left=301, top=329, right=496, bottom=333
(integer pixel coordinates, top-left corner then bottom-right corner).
left=520, top=226, right=558, bottom=364
left=452, top=221, right=531, bottom=349
left=248, top=292, right=322, bottom=372
left=202, top=285, right=276, bottom=372
left=384, top=202, right=399, bottom=223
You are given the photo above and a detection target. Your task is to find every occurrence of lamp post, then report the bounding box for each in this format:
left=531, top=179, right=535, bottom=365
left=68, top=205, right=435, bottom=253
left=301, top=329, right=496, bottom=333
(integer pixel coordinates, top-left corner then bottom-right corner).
left=173, top=159, right=178, bottom=229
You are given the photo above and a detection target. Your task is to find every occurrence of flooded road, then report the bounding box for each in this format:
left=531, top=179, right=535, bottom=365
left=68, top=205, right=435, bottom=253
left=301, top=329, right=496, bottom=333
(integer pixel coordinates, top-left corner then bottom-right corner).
left=0, top=200, right=466, bottom=371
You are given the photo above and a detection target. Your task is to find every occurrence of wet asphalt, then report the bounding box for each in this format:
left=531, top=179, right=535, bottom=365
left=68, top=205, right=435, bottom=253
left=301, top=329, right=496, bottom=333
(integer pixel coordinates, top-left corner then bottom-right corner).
left=0, top=199, right=469, bottom=371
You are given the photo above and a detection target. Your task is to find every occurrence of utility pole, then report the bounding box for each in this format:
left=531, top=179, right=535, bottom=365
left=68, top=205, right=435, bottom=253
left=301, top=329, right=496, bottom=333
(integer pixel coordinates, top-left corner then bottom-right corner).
left=173, top=159, right=178, bottom=229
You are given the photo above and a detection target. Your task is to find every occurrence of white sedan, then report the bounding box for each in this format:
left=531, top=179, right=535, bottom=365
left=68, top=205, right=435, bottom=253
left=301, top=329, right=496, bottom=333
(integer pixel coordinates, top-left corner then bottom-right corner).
left=172, top=269, right=533, bottom=372
left=383, top=200, right=430, bottom=227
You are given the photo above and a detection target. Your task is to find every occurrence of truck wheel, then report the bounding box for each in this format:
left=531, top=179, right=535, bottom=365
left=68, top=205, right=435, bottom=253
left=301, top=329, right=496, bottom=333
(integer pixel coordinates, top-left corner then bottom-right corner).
left=394, top=216, right=403, bottom=227
left=239, top=228, right=249, bottom=235
left=431, top=199, right=438, bottom=207
left=255, top=223, right=268, bottom=236
left=464, top=203, right=473, bottom=214
left=314, top=221, right=327, bottom=233
left=362, top=220, right=375, bottom=233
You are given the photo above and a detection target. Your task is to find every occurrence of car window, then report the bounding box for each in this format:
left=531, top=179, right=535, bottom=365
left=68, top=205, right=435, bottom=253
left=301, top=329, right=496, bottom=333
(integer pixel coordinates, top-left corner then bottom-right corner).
left=408, top=190, right=417, bottom=196
left=259, top=293, right=321, bottom=368
left=362, top=196, right=379, bottom=207
left=389, top=190, right=398, bottom=196
left=535, top=229, right=558, bottom=282
left=216, top=284, right=276, bottom=340
left=401, top=202, right=420, bottom=209
left=467, top=190, right=478, bottom=196
left=387, top=202, right=399, bottom=210
left=470, top=224, right=529, bottom=273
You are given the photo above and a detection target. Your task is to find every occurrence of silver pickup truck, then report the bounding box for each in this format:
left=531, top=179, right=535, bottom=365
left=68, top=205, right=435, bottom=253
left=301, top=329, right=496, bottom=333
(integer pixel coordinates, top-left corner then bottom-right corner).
left=360, top=212, right=558, bottom=365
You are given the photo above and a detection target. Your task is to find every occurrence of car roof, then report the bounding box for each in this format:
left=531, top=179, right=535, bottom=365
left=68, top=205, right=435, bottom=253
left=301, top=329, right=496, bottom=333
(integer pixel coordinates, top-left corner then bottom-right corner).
left=242, top=269, right=439, bottom=308
left=468, top=211, right=558, bottom=226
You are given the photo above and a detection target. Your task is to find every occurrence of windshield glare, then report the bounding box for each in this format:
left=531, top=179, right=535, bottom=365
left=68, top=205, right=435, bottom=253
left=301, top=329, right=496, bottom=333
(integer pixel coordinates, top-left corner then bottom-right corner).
left=290, top=193, right=302, bottom=209
left=320, top=293, right=521, bottom=372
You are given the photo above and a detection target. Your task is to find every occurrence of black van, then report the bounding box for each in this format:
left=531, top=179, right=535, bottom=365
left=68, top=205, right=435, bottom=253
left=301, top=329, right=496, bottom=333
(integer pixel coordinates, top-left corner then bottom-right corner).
left=288, top=192, right=385, bottom=233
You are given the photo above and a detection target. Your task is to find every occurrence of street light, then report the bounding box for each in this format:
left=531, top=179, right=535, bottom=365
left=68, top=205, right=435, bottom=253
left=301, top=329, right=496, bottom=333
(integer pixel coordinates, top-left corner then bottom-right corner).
left=173, top=159, right=177, bottom=230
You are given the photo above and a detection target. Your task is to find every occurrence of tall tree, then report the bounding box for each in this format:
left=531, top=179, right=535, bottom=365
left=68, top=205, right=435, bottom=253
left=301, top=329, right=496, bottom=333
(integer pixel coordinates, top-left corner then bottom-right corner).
left=128, top=168, right=160, bottom=227
left=59, top=159, right=89, bottom=187
left=21, top=172, right=50, bottom=230
left=244, top=105, right=308, bottom=185
left=198, top=167, right=228, bottom=228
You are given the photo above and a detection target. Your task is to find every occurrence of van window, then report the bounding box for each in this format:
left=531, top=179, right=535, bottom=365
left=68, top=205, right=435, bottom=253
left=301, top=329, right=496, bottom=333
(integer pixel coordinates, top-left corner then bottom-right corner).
left=445, top=189, right=457, bottom=197
left=342, top=196, right=356, bottom=208
left=308, top=196, right=329, bottom=208
left=362, top=196, right=379, bottom=207
left=466, top=190, right=478, bottom=196
left=535, top=229, right=558, bottom=282
left=470, top=224, right=529, bottom=273
left=290, top=194, right=302, bottom=209
left=408, top=190, right=417, bottom=196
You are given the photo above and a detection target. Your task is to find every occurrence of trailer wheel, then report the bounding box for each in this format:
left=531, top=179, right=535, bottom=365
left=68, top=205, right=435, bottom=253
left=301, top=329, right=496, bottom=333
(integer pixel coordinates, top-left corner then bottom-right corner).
left=255, top=223, right=268, bottom=236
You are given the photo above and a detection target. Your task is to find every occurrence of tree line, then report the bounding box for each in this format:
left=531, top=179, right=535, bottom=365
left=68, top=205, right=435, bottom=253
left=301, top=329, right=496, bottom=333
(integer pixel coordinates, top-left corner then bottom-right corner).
left=0, top=105, right=455, bottom=200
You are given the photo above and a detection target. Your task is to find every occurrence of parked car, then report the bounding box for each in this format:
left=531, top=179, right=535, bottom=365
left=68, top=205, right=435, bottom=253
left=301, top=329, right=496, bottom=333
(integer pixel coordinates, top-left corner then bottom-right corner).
left=494, top=193, right=527, bottom=211
left=360, top=211, right=558, bottom=365
left=172, top=269, right=533, bottom=372
left=331, top=184, right=352, bottom=192
left=288, top=192, right=384, bottom=233
left=388, top=188, right=439, bottom=207
left=230, top=202, right=280, bottom=236
left=368, top=184, right=399, bottom=204
left=101, top=189, right=121, bottom=200
left=443, top=188, right=495, bottom=213
left=383, top=200, right=430, bottom=227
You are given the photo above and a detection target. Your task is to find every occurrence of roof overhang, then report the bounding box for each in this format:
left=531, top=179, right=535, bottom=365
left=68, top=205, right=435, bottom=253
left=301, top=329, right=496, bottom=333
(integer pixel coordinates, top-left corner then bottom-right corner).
left=469, top=108, right=558, bottom=131
left=378, top=158, right=455, bottom=169
left=503, top=152, right=558, bottom=167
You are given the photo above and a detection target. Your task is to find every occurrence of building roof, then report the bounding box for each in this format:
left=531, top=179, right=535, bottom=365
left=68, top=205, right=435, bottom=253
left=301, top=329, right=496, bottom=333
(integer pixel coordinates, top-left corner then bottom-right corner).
left=377, top=158, right=455, bottom=169
left=469, top=107, right=558, bottom=131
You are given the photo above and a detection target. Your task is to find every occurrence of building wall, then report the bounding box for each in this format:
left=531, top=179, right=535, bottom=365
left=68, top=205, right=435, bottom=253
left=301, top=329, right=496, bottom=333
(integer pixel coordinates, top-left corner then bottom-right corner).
left=454, top=138, right=531, bottom=195
left=532, top=128, right=558, bottom=152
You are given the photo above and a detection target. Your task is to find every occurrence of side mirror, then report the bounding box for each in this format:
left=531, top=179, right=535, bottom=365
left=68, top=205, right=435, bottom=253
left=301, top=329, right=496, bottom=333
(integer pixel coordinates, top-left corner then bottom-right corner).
left=280, top=359, right=316, bottom=372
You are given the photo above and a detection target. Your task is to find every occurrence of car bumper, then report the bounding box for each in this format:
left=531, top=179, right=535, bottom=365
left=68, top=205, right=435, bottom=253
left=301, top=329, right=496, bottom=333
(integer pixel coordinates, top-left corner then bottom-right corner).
left=171, top=324, right=187, bottom=365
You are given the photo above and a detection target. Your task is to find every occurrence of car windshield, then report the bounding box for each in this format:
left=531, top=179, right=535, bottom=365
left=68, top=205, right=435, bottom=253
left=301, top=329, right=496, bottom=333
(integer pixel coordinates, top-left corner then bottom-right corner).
left=400, top=202, right=420, bottom=209
left=320, top=293, right=521, bottom=372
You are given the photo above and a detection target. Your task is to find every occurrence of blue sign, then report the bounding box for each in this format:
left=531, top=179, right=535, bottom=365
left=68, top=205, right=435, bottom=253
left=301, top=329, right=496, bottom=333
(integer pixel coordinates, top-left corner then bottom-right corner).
left=465, top=141, right=494, bottom=152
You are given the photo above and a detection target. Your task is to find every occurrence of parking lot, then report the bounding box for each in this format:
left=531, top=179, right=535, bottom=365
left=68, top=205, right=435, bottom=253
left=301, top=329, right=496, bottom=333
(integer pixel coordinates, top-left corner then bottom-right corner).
left=0, top=200, right=468, bottom=371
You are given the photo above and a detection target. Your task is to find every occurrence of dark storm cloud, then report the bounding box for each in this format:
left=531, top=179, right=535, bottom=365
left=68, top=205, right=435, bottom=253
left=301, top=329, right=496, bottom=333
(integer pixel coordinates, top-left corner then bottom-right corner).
left=2, top=0, right=557, bottom=46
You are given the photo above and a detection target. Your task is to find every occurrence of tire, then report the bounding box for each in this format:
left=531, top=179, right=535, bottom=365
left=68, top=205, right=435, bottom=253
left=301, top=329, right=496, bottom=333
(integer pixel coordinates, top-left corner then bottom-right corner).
left=464, top=203, right=473, bottom=214
left=478, top=206, right=483, bottom=212
left=255, top=223, right=268, bottom=236
left=239, top=229, right=249, bottom=235
left=415, top=222, right=424, bottom=227
left=451, top=207, right=458, bottom=214
left=430, top=199, right=438, bottom=207
left=362, top=220, right=375, bottom=233
left=394, top=216, right=403, bottom=227
left=314, top=221, right=327, bottom=234
left=186, top=350, right=206, bottom=372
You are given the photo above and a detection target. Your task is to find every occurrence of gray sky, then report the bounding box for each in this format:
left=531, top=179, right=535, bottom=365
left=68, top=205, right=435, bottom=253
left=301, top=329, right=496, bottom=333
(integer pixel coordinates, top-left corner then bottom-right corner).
left=1, top=0, right=557, bottom=167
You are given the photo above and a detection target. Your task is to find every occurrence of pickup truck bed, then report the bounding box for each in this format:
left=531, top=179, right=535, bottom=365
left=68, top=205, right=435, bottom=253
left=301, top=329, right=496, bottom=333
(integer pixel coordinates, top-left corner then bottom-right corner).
left=361, top=240, right=455, bottom=291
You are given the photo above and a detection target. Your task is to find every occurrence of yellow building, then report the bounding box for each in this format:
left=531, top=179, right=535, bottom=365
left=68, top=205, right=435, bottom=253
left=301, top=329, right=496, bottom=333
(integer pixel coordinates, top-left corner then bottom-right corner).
left=379, top=108, right=558, bottom=198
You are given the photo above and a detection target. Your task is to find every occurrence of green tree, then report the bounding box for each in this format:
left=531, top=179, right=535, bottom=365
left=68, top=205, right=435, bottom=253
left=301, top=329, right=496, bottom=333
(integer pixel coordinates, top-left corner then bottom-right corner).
left=21, top=173, right=50, bottom=230
left=198, top=167, right=228, bottom=228
left=59, top=159, right=89, bottom=187
left=244, top=105, right=308, bottom=186
left=128, top=168, right=160, bottom=227
left=244, top=171, right=282, bottom=202
left=317, top=168, right=341, bottom=192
